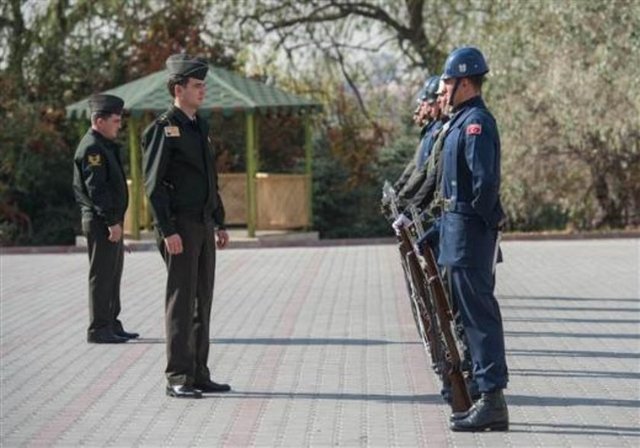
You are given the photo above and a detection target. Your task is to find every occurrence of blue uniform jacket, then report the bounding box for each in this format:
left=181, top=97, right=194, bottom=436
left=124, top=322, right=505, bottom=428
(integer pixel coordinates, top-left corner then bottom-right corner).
left=416, top=119, right=443, bottom=169
left=438, top=96, right=504, bottom=269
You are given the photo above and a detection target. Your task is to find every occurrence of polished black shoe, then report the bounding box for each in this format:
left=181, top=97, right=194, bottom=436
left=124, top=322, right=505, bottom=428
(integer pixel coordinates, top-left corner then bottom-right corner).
left=450, top=390, right=509, bottom=432
left=115, top=330, right=140, bottom=339
left=87, top=329, right=128, bottom=344
left=449, top=409, right=471, bottom=422
left=166, top=385, right=202, bottom=398
left=194, top=379, right=231, bottom=393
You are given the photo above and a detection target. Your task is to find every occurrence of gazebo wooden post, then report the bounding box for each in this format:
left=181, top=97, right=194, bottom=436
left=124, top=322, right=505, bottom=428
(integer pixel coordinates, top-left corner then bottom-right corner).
left=128, top=117, right=141, bottom=240
left=304, top=113, right=313, bottom=229
left=245, top=111, right=258, bottom=237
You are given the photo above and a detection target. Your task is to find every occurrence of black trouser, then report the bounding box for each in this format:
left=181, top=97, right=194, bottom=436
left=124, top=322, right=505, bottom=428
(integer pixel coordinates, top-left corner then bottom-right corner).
left=158, top=215, right=216, bottom=386
left=83, top=218, right=124, bottom=335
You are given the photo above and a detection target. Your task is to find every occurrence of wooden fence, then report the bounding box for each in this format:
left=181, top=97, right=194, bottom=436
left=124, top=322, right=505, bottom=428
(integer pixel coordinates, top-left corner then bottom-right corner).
left=125, top=173, right=310, bottom=234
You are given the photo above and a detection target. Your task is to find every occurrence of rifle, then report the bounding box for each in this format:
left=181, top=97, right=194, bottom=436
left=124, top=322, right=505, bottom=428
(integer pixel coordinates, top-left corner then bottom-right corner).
left=383, top=181, right=473, bottom=413
left=411, top=211, right=472, bottom=413
left=382, top=182, right=439, bottom=365
left=397, top=225, right=441, bottom=368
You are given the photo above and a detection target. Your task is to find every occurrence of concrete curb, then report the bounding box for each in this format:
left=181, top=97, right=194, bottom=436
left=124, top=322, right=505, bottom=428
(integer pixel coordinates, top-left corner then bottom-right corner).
left=1, top=231, right=638, bottom=255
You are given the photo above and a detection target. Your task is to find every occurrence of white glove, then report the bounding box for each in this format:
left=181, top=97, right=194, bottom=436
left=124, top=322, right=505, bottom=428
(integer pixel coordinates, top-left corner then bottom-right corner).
left=392, top=214, right=411, bottom=235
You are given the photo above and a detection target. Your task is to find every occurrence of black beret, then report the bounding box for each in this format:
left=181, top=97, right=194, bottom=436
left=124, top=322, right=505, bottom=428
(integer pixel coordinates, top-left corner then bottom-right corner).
left=166, top=54, right=209, bottom=80
left=89, top=94, right=124, bottom=115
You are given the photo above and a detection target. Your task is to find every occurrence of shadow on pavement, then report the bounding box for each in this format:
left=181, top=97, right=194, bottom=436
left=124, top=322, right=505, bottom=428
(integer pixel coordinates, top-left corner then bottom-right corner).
left=507, top=348, right=640, bottom=359
left=499, top=296, right=639, bottom=303
left=506, top=394, right=640, bottom=408
left=209, top=390, right=443, bottom=404
left=504, top=317, right=640, bottom=324
left=505, top=330, right=639, bottom=339
left=131, top=337, right=421, bottom=346
left=510, top=368, right=640, bottom=380
left=508, top=422, right=640, bottom=437
left=502, top=304, right=639, bottom=312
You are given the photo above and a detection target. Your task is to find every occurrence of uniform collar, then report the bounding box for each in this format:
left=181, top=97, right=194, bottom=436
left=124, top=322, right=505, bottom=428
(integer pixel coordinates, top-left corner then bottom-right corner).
left=170, top=105, right=199, bottom=126
left=89, top=129, right=119, bottom=149
left=420, top=119, right=435, bottom=137
left=452, top=95, right=485, bottom=113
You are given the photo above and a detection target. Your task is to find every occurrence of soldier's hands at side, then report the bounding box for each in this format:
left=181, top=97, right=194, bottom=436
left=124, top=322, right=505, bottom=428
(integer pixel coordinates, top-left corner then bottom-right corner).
left=108, top=224, right=123, bottom=242
left=216, top=229, right=229, bottom=249
left=164, top=234, right=183, bottom=255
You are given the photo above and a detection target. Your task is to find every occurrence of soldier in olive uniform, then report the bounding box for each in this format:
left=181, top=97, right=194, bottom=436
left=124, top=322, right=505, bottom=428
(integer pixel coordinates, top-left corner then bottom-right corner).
left=142, top=54, right=230, bottom=399
left=73, top=94, right=139, bottom=344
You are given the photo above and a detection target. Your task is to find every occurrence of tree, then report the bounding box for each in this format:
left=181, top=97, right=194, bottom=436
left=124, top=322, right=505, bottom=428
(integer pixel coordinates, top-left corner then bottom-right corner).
left=478, top=0, right=640, bottom=229
left=238, top=0, right=640, bottom=230
left=0, top=0, right=240, bottom=245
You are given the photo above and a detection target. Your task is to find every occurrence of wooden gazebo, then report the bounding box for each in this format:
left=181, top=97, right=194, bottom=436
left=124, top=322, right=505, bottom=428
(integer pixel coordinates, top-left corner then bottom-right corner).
left=66, top=66, right=322, bottom=238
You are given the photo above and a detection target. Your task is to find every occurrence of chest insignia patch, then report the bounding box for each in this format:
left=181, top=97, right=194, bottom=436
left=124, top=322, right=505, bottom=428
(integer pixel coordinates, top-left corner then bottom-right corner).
left=466, top=124, right=482, bottom=135
left=164, top=126, right=181, bottom=137
left=87, top=153, right=102, bottom=167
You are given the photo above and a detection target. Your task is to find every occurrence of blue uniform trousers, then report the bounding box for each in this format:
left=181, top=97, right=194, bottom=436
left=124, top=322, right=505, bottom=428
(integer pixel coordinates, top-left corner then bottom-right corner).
left=449, top=265, right=508, bottom=392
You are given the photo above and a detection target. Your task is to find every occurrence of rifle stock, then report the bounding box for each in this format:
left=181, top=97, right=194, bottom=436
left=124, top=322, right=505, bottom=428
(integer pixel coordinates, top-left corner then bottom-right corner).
left=419, top=246, right=472, bottom=413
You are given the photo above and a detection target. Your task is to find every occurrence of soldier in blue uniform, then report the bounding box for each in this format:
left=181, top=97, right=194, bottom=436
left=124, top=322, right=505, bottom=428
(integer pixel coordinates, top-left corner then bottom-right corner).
left=394, top=77, right=483, bottom=406
left=437, top=47, right=509, bottom=432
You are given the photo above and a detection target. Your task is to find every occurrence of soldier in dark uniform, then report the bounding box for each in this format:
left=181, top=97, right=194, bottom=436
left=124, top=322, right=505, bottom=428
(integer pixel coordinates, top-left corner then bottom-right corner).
left=392, top=79, right=434, bottom=193
left=73, top=94, right=139, bottom=344
left=436, top=47, right=509, bottom=432
left=396, top=75, right=444, bottom=208
left=392, top=76, right=445, bottom=221
left=142, top=54, right=230, bottom=399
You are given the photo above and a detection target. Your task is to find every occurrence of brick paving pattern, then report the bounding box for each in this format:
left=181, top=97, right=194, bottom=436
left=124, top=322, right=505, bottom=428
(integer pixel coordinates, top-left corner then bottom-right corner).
left=1, top=239, right=638, bottom=447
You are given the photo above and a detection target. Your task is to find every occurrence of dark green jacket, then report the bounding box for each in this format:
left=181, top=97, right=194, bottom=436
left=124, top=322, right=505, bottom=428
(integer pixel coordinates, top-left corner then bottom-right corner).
left=142, top=106, right=225, bottom=237
left=72, top=129, right=129, bottom=226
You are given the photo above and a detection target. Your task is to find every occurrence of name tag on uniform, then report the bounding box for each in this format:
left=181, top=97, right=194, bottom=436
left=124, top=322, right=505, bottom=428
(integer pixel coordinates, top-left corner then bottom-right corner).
left=164, top=126, right=181, bottom=137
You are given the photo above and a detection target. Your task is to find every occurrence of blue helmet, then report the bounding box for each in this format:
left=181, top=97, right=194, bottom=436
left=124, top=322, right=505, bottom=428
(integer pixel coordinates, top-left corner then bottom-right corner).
left=442, top=47, right=489, bottom=80
left=420, top=75, right=441, bottom=103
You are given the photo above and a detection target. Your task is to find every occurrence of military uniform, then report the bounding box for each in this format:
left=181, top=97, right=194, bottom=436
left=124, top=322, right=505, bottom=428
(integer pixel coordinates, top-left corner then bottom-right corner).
left=401, top=118, right=447, bottom=218
left=142, top=54, right=228, bottom=397
left=397, top=118, right=443, bottom=207
left=72, top=94, right=135, bottom=343
left=394, top=76, right=441, bottom=196
left=438, top=47, right=509, bottom=432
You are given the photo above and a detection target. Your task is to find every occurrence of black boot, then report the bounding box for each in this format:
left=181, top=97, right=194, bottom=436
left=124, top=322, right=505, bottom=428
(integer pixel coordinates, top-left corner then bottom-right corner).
left=450, top=389, right=508, bottom=432
left=87, top=328, right=128, bottom=344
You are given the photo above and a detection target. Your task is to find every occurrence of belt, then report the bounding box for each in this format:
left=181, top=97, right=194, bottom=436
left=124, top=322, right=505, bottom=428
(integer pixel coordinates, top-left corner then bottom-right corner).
left=443, top=199, right=475, bottom=215
left=173, top=209, right=210, bottom=222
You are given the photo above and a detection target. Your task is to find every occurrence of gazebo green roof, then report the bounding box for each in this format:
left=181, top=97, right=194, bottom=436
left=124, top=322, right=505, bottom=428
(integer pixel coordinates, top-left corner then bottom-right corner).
left=66, top=65, right=322, bottom=118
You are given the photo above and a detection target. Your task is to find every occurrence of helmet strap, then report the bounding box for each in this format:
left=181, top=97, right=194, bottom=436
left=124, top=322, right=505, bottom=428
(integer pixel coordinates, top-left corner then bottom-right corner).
left=449, top=78, right=462, bottom=107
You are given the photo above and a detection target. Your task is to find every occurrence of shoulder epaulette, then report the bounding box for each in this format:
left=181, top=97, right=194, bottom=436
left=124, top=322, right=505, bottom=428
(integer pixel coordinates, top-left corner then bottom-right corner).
left=156, top=114, right=172, bottom=126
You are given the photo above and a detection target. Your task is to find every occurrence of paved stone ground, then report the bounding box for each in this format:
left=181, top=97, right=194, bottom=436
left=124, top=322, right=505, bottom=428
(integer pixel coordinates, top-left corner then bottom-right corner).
left=1, top=239, right=638, bottom=447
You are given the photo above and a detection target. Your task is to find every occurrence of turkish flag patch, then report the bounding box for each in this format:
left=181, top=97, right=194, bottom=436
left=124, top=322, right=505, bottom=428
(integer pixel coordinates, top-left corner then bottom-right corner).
left=466, top=124, right=482, bottom=135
